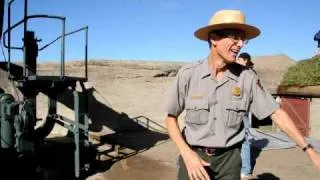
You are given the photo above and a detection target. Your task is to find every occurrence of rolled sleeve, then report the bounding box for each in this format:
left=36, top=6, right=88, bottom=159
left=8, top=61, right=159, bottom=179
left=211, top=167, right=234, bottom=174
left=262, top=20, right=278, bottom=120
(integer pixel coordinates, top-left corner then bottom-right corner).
left=250, top=76, right=280, bottom=120
left=166, top=69, right=189, bottom=118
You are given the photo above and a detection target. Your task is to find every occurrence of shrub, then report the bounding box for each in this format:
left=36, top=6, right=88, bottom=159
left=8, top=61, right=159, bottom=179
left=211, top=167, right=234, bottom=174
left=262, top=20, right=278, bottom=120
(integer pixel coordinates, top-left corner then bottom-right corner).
left=281, top=56, right=320, bottom=86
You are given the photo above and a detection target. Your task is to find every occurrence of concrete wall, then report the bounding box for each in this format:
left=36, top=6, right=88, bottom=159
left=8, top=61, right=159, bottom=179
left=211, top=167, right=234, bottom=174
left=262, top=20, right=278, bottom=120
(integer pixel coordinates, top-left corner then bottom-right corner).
left=310, top=98, right=320, bottom=140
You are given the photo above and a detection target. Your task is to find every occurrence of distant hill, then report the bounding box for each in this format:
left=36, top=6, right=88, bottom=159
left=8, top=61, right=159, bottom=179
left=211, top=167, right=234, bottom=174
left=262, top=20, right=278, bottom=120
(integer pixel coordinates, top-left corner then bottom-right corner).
left=251, top=54, right=296, bottom=70
left=251, top=54, right=296, bottom=94
left=1, top=54, right=298, bottom=96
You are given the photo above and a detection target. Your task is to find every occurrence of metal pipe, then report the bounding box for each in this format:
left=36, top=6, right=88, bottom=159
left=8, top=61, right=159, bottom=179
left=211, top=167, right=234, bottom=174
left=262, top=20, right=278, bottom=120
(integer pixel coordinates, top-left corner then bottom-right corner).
left=73, top=90, right=80, bottom=178
left=23, top=0, right=28, bottom=77
left=0, top=94, right=15, bottom=149
left=24, top=0, right=28, bottom=37
left=7, top=0, right=12, bottom=73
left=85, top=26, right=88, bottom=80
left=60, top=17, right=66, bottom=79
left=39, top=26, right=87, bottom=51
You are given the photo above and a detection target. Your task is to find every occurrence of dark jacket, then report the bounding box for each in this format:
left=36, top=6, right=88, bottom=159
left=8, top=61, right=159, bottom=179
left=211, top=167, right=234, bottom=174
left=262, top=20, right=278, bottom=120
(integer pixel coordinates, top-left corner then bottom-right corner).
left=314, top=30, right=320, bottom=41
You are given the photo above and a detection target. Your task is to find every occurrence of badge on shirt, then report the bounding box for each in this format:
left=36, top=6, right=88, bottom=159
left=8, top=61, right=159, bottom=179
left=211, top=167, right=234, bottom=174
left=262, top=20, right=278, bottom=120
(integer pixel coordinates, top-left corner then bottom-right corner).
left=232, top=87, right=241, bottom=96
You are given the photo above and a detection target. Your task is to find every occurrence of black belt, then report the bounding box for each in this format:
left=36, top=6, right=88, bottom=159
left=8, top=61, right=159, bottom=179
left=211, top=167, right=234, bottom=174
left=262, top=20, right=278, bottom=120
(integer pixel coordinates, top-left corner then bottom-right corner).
left=191, top=143, right=242, bottom=156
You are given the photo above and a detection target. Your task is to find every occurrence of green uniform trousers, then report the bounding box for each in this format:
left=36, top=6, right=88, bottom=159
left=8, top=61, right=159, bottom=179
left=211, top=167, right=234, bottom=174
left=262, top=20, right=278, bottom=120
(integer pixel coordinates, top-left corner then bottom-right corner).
left=177, top=147, right=241, bottom=180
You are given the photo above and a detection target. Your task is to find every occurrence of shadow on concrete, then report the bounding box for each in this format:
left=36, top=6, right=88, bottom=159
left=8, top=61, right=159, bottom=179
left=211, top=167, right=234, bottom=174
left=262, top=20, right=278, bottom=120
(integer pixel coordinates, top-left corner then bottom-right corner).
left=91, top=128, right=170, bottom=173
left=0, top=139, right=97, bottom=180
left=252, top=172, right=280, bottom=180
left=43, top=86, right=170, bottom=177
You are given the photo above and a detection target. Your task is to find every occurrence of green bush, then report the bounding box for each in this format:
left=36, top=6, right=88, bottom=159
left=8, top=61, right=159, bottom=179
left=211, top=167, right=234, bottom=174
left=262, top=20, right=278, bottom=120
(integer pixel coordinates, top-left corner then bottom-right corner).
left=281, top=56, right=320, bottom=86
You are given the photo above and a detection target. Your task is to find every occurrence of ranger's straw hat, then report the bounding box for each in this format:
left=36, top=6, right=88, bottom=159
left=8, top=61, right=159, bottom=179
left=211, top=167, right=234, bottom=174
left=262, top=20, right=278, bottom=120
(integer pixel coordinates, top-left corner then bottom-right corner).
left=194, top=9, right=260, bottom=41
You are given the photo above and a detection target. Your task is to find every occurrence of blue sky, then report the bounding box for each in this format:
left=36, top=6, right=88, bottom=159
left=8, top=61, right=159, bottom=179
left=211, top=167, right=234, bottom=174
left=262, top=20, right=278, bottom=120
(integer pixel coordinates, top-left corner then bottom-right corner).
left=2, top=0, right=320, bottom=62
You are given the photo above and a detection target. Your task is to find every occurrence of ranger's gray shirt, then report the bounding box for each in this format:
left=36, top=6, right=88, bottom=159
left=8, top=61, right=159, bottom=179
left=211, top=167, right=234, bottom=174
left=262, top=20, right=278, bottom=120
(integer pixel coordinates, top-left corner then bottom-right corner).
left=166, top=57, right=279, bottom=147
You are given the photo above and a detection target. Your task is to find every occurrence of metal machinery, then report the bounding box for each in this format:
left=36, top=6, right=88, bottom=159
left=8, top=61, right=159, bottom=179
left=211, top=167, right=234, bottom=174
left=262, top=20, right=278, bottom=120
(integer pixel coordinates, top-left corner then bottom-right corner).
left=0, top=0, right=94, bottom=179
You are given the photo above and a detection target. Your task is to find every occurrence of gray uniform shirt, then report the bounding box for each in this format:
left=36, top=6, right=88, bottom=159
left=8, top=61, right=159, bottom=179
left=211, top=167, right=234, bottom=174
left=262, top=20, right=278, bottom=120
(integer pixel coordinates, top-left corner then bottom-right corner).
left=166, top=57, right=279, bottom=147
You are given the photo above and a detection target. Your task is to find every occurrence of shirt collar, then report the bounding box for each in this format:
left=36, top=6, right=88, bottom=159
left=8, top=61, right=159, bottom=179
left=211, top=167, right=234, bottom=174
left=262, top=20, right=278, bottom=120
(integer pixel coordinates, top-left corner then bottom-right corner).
left=200, top=56, right=211, bottom=79
left=200, top=56, right=239, bottom=81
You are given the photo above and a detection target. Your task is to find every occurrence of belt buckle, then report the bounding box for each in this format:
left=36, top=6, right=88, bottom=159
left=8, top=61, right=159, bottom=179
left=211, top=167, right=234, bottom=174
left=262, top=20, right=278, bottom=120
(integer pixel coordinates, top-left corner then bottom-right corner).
left=204, top=147, right=216, bottom=156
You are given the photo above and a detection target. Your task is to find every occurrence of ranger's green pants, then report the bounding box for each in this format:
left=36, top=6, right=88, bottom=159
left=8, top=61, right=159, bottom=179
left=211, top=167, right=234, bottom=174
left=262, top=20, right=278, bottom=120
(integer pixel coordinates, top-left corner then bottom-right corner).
left=177, top=147, right=241, bottom=180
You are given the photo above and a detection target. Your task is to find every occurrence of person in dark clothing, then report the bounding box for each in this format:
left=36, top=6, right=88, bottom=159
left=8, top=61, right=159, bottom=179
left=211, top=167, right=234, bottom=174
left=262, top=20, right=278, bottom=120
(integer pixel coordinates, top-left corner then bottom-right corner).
left=313, top=30, right=320, bottom=56
left=237, top=52, right=253, bottom=67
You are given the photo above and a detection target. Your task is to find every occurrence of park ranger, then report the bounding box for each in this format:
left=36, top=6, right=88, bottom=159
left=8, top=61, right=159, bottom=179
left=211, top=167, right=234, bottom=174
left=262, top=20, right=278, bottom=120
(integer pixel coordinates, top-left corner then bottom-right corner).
left=164, top=9, right=320, bottom=180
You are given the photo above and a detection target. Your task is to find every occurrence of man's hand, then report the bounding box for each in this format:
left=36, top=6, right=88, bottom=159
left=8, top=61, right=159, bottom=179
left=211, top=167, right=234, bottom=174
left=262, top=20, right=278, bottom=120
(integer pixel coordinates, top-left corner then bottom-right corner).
left=165, top=116, right=210, bottom=179
left=307, top=148, right=320, bottom=172
left=181, top=149, right=211, bottom=180
left=271, top=109, right=320, bottom=174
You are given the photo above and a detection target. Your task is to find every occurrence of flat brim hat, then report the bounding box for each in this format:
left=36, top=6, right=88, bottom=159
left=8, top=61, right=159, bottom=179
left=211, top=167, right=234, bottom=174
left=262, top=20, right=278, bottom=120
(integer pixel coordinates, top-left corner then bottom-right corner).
left=194, top=9, right=260, bottom=41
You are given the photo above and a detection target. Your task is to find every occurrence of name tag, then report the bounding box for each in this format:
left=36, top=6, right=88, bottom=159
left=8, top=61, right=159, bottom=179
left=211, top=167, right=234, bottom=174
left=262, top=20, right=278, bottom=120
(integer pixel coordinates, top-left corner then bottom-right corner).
left=191, top=95, right=204, bottom=100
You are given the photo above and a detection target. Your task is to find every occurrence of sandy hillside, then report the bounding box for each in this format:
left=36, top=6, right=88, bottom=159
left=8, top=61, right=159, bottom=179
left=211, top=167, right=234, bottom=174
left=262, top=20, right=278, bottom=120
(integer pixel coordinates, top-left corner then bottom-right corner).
left=34, top=60, right=187, bottom=136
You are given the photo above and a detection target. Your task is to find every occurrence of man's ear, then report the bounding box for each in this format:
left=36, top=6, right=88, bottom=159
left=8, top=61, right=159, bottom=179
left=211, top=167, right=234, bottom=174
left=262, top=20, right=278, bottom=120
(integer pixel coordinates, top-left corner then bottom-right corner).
left=210, top=34, right=219, bottom=47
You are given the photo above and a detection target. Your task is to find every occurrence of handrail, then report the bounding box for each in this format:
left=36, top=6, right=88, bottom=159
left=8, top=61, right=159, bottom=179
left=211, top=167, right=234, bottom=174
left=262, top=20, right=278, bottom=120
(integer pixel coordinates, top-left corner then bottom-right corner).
left=4, top=0, right=88, bottom=80
left=39, top=26, right=87, bottom=51
left=2, top=15, right=65, bottom=50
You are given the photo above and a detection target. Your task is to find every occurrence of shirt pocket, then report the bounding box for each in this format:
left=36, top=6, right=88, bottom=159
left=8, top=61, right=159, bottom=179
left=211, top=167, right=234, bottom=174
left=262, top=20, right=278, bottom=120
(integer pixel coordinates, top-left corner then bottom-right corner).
left=185, top=99, right=209, bottom=125
left=226, top=99, right=248, bottom=128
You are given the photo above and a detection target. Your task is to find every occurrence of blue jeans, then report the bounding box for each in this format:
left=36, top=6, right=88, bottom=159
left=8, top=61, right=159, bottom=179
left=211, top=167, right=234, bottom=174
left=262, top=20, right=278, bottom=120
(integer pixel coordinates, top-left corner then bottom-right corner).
left=241, top=115, right=252, bottom=175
